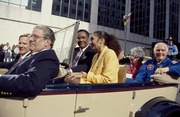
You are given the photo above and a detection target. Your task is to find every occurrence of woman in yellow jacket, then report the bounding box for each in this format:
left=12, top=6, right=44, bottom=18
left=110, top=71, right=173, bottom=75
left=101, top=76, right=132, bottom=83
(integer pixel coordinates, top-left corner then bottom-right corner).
left=65, top=31, right=121, bottom=84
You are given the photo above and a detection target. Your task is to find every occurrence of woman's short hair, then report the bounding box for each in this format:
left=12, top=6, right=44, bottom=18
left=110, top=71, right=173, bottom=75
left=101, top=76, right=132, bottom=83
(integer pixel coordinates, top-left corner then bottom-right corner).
left=131, top=47, right=145, bottom=60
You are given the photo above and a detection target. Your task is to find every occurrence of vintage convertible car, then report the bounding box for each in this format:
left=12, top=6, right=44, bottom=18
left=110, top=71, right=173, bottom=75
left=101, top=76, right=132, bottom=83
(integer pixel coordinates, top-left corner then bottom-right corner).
left=0, top=81, right=180, bottom=117
left=0, top=21, right=180, bottom=117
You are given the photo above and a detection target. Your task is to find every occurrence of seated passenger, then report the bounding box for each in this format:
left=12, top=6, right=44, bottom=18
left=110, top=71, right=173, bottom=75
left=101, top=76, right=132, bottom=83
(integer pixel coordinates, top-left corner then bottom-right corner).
left=0, top=33, right=31, bottom=70
left=125, top=42, right=180, bottom=83
left=0, top=25, right=59, bottom=96
left=65, top=31, right=121, bottom=84
left=71, top=29, right=96, bottom=72
left=126, top=47, right=145, bottom=79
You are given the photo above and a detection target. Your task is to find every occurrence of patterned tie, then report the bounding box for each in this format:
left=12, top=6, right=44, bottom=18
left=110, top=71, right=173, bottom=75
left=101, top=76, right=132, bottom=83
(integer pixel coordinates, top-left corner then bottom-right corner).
left=5, top=52, right=32, bottom=74
left=71, top=49, right=83, bottom=67
left=5, top=57, right=28, bottom=74
left=17, top=57, right=22, bottom=62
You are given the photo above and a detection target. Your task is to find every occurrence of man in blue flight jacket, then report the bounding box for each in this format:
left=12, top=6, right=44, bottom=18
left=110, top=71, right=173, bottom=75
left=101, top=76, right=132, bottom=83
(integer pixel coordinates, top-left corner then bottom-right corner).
left=126, top=42, right=180, bottom=83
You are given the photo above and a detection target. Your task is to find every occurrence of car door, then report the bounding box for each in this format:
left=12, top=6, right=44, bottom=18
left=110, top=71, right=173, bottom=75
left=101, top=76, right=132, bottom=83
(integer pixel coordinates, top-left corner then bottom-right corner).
left=26, top=84, right=78, bottom=117
left=74, top=84, right=134, bottom=117
left=26, top=94, right=77, bottom=117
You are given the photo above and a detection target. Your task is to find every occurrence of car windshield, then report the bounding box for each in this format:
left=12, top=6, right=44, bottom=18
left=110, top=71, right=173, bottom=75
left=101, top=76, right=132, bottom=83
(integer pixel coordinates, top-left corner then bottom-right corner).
left=53, top=21, right=80, bottom=64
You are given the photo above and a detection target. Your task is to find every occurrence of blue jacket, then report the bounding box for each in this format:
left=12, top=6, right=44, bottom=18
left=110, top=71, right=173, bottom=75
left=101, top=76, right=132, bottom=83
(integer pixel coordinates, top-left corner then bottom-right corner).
left=126, top=57, right=180, bottom=83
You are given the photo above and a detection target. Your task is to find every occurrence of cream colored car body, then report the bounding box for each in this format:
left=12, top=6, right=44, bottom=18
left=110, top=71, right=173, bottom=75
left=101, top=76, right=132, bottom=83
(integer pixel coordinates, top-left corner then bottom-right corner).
left=0, top=82, right=178, bottom=117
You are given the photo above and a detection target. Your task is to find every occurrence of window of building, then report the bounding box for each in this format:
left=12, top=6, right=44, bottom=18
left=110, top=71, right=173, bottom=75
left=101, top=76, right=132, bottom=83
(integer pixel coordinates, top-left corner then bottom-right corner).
left=169, top=0, right=179, bottom=41
left=52, top=0, right=61, bottom=15
left=51, top=0, right=91, bottom=23
left=77, top=0, right=84, bottom=20
left=153, top=0, right=166, bottom=40
left=61, top=0, right=69, bottom=17
left=26, top=0, right=42, bottom=11
left=0, top=0, right=42, bottom=11
left=69, top=0, right=76, bottom=19
left=98, top=0, right=125, bottom=30
left=130, top=0, right=150, bottom=36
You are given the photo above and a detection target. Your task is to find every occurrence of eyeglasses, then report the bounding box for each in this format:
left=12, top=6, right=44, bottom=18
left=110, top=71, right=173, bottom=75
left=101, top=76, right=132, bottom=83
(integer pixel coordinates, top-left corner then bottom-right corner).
left=29, top=34, right=46, bottom=40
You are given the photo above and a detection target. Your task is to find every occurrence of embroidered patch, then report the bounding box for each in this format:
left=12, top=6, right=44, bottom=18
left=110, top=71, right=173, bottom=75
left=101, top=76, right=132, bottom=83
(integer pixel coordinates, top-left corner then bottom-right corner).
left=147, top=64, right=154, bottom=71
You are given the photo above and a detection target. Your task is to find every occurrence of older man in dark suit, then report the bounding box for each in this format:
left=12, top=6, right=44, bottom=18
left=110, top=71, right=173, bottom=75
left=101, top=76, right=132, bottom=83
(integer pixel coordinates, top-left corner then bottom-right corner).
left=71, top=29, right=96, bottom=72
left=0, top=25, right=59, bottom=97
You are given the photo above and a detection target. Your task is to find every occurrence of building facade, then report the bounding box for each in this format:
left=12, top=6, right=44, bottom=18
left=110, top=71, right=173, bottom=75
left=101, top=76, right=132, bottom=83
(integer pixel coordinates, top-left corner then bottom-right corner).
left=0, top=0, right=180, bottom=55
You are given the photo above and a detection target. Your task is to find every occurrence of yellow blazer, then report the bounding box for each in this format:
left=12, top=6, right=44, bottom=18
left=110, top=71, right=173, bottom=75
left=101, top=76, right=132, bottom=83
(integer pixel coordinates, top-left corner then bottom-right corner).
left=81, top=46, right=119, bottom=83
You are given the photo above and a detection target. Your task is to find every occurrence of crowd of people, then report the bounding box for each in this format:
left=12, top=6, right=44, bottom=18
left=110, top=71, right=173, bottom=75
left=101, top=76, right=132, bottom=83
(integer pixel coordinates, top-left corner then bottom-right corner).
left=0, top=24, right=180, bottom=97
left=0, top=42, right=19, bottom=62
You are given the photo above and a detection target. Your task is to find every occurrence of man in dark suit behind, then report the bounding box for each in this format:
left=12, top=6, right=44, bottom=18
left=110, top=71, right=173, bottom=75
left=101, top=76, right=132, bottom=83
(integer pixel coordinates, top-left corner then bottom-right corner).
left=71, top=29, right=96, bottom=72
left=0, top=25, right=59, bottom=97
left=0, top=33, right=31, bottom=69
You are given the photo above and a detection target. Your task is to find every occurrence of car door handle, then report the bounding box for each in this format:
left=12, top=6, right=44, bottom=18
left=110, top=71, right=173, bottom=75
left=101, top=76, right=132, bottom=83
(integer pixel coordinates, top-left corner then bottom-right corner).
left=74, top=106, right=89, bottom=113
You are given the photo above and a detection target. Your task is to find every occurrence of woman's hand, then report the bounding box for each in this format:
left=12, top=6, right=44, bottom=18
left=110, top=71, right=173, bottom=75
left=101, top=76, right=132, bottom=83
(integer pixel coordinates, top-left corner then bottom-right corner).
left=65, top=72, right=83, bottom=83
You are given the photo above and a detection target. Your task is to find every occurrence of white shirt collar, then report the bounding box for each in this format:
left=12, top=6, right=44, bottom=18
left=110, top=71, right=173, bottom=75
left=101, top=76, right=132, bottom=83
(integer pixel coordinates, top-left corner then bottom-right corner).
left=21, top=51, right=31, bottom=59
left=80, top=44, right=89, bottom=52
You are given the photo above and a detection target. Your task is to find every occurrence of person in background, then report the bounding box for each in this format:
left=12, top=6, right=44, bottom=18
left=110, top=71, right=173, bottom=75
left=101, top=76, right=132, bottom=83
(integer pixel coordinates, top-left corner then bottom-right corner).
left=126, top=47, right=145, bottom=79
left=166, top=37, right=178, bottom=60
left=0, top=44, right=4, bottom=62
left=3, top=42, right=11, bottom=62
left=11, top=44, right=19, bottom=61
left=126, top=42, right=180, bottom=83
left=0, top=25, right=59, bottom=96
left=0, top=33, right=31, bottom=69
left=70, top=29, right=96, bottom=72
left=65, top=31, right=120, bottom=84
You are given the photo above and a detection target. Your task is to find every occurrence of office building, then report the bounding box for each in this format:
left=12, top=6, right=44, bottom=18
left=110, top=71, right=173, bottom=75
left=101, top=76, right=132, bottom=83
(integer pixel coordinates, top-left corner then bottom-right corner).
left=0, top=0, right=179, bottom=55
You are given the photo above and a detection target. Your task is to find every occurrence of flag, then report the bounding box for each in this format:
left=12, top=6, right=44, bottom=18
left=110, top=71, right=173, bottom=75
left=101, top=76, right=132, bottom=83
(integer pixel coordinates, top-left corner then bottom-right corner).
left=123, top=13, right=132, bottom=27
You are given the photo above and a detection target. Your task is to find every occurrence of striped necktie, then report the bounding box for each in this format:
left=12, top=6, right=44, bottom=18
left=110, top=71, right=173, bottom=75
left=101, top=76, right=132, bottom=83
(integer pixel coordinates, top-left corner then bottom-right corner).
left=71, top=49, right=83, bottom=67
left=5, top=52, right=32, bottom=74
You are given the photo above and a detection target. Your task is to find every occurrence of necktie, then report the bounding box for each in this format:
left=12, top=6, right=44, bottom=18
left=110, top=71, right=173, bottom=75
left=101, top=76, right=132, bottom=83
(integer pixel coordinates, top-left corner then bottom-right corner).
left=5, top=53, right=32, bottom=74
left=71, top=49, right=83, bottom=67
left=11, top=57, right=22, bottom=68
left=5, top=57, right=28, bottom=74
left=17, top=57, right=22, bottom=62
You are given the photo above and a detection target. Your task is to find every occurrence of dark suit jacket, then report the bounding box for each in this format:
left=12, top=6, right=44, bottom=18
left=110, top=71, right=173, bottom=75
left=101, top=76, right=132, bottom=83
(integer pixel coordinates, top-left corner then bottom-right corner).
left=0, top=49, right=59, bottom=97
left=71, top=45, right=96, bottom=72
left=0, top=54, right=20, bottom=69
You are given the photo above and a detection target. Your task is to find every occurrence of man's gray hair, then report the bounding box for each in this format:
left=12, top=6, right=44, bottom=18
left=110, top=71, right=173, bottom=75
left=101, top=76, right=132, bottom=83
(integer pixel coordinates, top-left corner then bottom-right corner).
left=153, top=42, right=168, bottom=53
left=34, top=24, right=55, bottom=48
left=131, top=47, right=145, bottom=58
